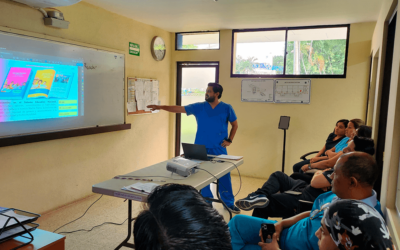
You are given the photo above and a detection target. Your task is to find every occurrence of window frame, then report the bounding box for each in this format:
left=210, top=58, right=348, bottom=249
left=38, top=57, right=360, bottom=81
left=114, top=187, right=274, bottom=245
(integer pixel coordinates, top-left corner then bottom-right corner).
left=230, top=24, right=351, bottom=78
left=175, top=31, right=221, bottom=51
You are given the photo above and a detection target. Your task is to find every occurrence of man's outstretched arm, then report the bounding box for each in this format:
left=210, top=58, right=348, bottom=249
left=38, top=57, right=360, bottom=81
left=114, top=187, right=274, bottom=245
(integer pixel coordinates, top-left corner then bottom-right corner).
left=147, top=105, right=186, bottom=113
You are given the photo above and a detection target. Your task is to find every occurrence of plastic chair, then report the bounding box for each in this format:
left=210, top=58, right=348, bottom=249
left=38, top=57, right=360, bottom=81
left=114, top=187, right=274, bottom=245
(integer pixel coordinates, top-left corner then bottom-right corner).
left=300, top=151, right=319, bottom=161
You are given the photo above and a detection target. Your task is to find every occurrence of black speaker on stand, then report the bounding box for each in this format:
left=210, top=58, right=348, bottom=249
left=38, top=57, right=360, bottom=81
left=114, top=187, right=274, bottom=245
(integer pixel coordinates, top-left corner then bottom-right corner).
left=279, top=116, right=290, bottom=172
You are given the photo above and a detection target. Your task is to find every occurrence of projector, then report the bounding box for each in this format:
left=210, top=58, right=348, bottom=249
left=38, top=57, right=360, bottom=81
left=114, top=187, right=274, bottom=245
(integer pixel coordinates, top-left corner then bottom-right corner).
left=12, top=0, right=81, bottom=8
left=166, top=157, right=199, bottom=177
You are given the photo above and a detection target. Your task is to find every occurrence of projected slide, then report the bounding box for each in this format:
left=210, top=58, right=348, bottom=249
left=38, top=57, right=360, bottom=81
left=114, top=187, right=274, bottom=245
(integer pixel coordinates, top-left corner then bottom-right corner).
left=0, top=57, right=80, bottom=123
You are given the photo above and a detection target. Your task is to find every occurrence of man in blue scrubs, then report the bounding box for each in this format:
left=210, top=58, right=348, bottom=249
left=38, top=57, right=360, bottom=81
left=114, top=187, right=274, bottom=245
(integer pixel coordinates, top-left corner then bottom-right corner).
left=147, top=83, right=240, bottom=213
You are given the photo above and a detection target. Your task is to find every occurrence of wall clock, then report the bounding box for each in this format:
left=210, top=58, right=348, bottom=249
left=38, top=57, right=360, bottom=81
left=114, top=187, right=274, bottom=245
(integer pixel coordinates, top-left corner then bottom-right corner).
left=151, top=36, right=166, bottom=61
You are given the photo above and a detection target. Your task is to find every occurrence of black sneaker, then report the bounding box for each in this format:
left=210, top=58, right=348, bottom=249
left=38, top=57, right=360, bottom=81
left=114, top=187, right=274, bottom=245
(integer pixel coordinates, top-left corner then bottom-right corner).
left=235, top=193, right=269, bottom=211
left=226, top=204, right=241, bottom=214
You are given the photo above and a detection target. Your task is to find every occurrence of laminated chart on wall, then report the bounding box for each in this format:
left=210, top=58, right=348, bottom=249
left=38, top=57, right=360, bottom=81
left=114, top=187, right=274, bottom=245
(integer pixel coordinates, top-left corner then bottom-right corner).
left=241, top=79, right=274, bottom=102
left=127, top=77, right=160, bottom=115
left=274, top=79, right=311, bottom=104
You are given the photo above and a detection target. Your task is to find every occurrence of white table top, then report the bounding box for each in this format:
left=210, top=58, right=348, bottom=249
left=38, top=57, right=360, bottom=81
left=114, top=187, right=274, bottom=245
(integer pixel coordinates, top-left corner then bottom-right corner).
left=92, top=157, right=243, bottom=202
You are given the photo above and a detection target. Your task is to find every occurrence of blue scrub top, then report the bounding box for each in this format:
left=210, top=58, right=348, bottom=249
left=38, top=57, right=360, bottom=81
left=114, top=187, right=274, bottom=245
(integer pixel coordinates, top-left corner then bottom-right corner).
left=280, top=191, right=381, bottom=250
left=335, top=137, right=350, bottom=152
left=184, top=101, right=237, bottom=149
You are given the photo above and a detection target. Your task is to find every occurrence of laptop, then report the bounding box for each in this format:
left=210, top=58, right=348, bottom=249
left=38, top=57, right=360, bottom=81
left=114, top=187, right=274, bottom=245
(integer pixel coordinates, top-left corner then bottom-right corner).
left=182, top=143, right=214, bottom=161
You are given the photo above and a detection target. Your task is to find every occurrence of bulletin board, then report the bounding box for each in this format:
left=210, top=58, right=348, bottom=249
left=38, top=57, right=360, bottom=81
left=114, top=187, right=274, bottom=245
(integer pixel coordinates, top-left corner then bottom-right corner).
left=127, top=77, right=160, bottom=115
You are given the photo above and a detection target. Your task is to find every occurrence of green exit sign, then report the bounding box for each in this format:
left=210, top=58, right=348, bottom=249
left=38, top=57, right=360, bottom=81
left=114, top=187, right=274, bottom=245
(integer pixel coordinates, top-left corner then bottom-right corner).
left=129, top=42, right=140, bottom=56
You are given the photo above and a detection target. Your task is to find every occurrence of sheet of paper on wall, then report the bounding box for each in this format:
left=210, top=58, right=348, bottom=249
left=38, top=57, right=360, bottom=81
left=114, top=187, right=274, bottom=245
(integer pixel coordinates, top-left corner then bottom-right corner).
left=144, top=100, right=152, bottom=111
left=152, top=81, right=159, bottom=91
left=144, top=87, right=152, bottom=101
left=144, top=81, right=152, bottom=93
left=137, top=99, right=146, bottom=111
left=127, top=102, right=137, bottom=113
left=151, top=91, right=158, bottom=103
left=144, top=81, right=153, bottom=107
left=135, top=80, right=144, bottom=100
left=127, top=86, right=135, bottom=103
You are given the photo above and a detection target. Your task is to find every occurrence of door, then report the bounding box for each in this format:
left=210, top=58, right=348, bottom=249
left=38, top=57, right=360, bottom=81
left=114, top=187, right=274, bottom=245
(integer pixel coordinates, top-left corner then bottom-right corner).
left=175, top=62, right=219, bottom=156
left=375, top=13, right=397, bottom=199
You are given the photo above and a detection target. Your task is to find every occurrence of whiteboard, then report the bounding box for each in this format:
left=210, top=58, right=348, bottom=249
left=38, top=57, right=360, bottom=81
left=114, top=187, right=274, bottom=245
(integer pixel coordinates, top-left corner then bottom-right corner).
left=241, top=79, right=274, bottom=102
left=274, top=79, right=311, bottom=104
left=0, top=31, right=125, bottom=138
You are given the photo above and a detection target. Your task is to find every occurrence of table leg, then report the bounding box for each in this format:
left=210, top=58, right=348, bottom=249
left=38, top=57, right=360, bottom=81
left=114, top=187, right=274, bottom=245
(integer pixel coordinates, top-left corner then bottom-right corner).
left=216, top=179, right=232, bottom=220
left=115, top=200, right=135, bottom=249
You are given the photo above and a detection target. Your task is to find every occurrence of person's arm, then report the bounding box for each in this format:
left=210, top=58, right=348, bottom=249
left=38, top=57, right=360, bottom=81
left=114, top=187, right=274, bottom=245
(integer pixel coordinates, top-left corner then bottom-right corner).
left=273, top=211, right=311, bottom=239
left=310, top=170, right=331, bottom=189
left=221, top=120, right=238, bottom=148
left=147, top=105, right=186, bottom=113
left=325, top=150, right=338, bottom=159
left=310, top=145, right=327, bottom=163
left=311, top=152, right=343, bottom=170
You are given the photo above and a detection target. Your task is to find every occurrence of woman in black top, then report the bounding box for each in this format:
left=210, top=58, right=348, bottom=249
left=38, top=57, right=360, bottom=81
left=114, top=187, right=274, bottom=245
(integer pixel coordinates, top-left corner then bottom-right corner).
left=292, top=119, right=349, bottom=173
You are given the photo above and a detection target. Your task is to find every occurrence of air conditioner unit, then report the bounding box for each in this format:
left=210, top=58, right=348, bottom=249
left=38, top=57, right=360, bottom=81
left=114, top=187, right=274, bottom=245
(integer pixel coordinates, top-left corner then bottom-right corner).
left=12, top=0, right=81, bottom=8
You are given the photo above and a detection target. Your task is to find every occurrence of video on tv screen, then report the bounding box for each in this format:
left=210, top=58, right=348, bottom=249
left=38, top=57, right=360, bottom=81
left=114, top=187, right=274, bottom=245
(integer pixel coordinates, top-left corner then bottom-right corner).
left=0, top=49, right=84, bottom=123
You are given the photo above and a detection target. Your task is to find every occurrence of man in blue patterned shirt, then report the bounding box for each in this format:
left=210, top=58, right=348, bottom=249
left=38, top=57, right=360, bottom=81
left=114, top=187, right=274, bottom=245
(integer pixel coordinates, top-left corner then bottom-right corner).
left=229, top=151, right=381, bottom=250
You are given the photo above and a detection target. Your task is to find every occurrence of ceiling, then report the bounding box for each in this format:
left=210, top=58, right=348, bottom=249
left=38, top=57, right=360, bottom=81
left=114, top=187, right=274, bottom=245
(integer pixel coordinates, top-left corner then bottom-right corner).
left=83, top=0, right=382, bottom=33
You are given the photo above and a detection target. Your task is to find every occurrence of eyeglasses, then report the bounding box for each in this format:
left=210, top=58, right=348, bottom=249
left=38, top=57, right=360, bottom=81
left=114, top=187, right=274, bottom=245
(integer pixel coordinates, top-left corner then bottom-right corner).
left=310, top=202, right=330, bottom=220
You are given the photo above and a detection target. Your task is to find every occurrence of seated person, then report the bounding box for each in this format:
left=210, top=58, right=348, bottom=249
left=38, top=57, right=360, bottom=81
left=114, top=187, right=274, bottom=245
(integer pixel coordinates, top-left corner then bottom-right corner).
left=235, top=136, right=375, bottom=220
left=355, top=124, right=372, bottom=138
left=133, top=183, right=232, bottom=250
left=259, top=199, right=395, bottom=250
left=299, top=119, right=364, bottom=173
left=324, top=118, right=365, bottom=159
left=228, top=151, right=381, bottom=250
left=235, top=170, right=332, bottom=219
left=292, top=119, right=348, bottom=173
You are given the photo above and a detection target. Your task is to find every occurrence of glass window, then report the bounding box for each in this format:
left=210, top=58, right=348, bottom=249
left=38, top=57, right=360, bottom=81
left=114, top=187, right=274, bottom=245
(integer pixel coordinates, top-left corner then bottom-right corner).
left=231, top=25, right=350, bottom=78
left=176, top=31, right=220, bottom=50
left=233, top=30, right=286, bottom=75
left=286, top=27, right=348, bottom=75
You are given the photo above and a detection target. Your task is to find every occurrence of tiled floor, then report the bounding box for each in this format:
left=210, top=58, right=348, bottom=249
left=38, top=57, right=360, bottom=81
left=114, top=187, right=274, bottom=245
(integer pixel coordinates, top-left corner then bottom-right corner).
left=36, top=175, right=269, bottom=250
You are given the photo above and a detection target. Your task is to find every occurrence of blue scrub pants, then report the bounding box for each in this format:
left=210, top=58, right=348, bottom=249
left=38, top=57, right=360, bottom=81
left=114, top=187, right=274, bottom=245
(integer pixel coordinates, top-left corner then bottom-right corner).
left=201, top=147, right=235, bottom=207
left=228, top=215, right=280, bottom=250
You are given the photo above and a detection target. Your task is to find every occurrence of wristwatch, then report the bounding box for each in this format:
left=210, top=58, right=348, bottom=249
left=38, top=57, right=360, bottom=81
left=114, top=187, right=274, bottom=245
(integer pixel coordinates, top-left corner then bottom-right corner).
left=225, top=139, right=232, bottom=143
left=308, top=164, right=312, bottom=170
